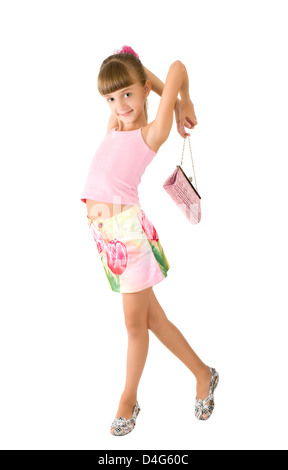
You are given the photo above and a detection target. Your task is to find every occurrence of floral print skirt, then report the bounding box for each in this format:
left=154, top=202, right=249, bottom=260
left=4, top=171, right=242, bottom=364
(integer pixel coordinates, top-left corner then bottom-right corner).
left=87, top=205, right=170, bottom=293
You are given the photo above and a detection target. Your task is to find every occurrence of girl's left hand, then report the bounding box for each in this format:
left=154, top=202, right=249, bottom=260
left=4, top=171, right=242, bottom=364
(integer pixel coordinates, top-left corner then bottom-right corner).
left=174, top=98, right=198, bottom=138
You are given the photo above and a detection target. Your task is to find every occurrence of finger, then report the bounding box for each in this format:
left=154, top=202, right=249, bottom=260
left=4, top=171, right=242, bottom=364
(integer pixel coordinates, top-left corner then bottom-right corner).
left=186, top=122, right=197, bottom=129
left=184, top=117, right=191, bottom=126
left=181, top=128, right=187, bottom=137
left=184, top=120, right=192, bottom=128
left=178, top=127, right=186, bottom=138
left=186, top=117, right=197, bottom=127
left=187, top=115, right=197, bottom=123
left=176, top=125, right=183, bottom=138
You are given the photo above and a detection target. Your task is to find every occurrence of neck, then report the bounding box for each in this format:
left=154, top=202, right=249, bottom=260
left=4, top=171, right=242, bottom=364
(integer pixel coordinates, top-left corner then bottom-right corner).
left=116, top=119, right=147, bottom=132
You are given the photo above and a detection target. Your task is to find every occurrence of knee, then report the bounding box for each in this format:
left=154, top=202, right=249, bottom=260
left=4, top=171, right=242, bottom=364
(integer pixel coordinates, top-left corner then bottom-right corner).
left=124, top=309, right=148, bottom=334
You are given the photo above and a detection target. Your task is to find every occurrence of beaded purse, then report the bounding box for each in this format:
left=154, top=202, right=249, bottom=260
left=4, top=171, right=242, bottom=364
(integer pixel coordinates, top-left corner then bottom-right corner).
left=163, top=136, right=201, bottom=224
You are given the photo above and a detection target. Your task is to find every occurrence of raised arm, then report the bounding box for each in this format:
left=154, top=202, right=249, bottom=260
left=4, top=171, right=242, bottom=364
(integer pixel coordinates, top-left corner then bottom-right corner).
left=144, top=65, right=182, bottom=127
left=145, top=61, right=197, bottom=146
left=143, top=66, right=167, bottom=99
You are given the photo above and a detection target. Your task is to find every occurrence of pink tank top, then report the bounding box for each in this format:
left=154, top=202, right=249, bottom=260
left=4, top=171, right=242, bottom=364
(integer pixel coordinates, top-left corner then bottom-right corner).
left=81, top=127, right=157, bottom=206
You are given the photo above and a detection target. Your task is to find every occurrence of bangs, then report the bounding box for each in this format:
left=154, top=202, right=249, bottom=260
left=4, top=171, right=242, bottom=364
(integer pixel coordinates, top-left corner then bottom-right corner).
left=98, top=58, right=137, bottom=96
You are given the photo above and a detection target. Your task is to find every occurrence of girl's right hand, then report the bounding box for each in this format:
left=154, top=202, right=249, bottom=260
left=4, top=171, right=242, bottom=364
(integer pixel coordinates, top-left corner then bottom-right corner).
left=174, top=98, right=198, bottom=138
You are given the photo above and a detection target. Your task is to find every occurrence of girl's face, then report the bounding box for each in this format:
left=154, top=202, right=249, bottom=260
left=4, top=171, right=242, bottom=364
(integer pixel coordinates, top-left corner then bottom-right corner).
left=103, top=81, right=151, bottom=124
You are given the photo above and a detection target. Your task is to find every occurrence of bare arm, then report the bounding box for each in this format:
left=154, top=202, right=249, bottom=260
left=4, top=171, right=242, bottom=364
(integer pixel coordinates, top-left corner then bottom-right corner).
left=144, top=64, right=197, bottom=139
left=143, top=65, right=180, bottom=108
left=149, top=61, right=197, bottom=146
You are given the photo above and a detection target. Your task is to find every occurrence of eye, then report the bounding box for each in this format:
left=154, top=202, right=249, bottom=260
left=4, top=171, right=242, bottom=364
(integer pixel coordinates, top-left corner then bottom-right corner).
left=124, top=93, right=131, bottom=98
left=107, top=97, right=114, bottom=102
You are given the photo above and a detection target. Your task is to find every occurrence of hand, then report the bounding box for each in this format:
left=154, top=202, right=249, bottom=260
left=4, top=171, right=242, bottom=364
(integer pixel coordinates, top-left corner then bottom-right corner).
left=174, top=98, right=198, bottom=138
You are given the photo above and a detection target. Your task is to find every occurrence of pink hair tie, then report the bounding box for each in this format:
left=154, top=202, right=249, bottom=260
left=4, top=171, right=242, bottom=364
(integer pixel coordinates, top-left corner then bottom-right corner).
left=113, top=45, right=139, bottom=59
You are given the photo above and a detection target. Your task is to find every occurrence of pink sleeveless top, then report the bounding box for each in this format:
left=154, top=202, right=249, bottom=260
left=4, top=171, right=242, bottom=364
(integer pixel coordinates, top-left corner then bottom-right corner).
left=80, top=127, right=157, bottom=206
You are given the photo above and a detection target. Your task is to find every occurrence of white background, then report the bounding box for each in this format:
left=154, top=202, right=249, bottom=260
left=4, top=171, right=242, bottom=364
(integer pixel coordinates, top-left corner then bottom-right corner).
left=0, top=0, right=287, bottom=451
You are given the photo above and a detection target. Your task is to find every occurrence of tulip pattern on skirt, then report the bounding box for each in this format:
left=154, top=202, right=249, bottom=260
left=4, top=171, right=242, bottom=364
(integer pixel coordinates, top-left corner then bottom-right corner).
left=87, top=205, right=170, bottom=293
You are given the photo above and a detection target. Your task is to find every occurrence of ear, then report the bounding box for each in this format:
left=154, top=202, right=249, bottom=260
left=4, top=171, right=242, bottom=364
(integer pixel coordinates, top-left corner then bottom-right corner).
left=143, top=79, right=152, bottom=98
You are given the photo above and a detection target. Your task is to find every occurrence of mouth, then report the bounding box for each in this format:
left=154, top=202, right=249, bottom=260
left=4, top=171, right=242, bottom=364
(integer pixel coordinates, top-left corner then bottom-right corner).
left=120, top=110, right=133, bottom=117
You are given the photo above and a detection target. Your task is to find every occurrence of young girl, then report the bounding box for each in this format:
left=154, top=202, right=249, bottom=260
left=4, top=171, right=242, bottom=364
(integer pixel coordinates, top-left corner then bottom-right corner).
left=81, top=45, right=219, bottom=437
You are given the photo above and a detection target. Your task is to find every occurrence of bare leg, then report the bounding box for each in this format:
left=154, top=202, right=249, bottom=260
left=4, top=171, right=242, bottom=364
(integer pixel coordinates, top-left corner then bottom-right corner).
left=147, top=289, right=212, bottom=419
left=111, top=286, right=153, bottom=431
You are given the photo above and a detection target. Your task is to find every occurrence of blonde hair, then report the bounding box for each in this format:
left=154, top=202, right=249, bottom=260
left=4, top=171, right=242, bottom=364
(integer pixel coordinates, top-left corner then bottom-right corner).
left=97, top=52, right=148, bottom=122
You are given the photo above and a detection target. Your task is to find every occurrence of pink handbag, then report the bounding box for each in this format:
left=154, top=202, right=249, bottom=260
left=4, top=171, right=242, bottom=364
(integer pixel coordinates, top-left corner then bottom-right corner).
left=163, top=136, right=201, bottom=224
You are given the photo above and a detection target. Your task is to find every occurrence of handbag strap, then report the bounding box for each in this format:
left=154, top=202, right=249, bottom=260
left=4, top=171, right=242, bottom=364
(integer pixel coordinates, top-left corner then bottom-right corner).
left=180, top=136, right=199, bottom=192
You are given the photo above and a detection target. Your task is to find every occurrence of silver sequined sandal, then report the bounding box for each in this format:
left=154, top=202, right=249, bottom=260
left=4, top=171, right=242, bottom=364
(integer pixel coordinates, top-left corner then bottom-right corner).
left=110, top=401, right=141, bottom=436
left=195, top=367, right=219, bottom=421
